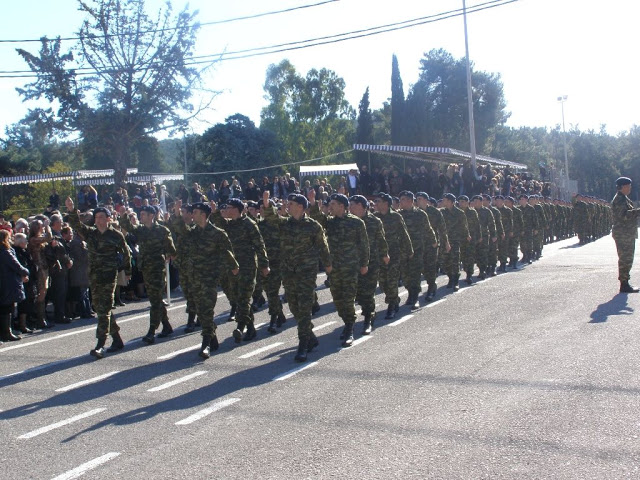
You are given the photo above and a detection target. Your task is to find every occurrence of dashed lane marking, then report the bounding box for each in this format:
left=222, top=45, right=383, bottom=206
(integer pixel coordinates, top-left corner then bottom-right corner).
left=175, top=398, right=240, bottom=425
left=273, top=361, right=319, bottom=381
left=147, top=371, right=207, bottom=392
left=388, top=314, right=414, bottom=327
left=312, top=321, right=337, bottom=332
left=55, top=371, right=120, bottom=393
left=0, top=354, right=85, bottom=382
left=238, top=342, right=285, bottom=359
left=18, top=408, right=106, bottom=439
left=338, top=335, right=372, bottom=351
left=51, top=452, right=120, bottom=480
left=426, top=298, right=447, bottom=308
left=156, top=344, right=201, bottom=361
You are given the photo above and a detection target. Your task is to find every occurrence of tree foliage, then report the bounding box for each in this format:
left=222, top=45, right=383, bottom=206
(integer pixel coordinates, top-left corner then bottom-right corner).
left=390, top=54, right=405, bottom=145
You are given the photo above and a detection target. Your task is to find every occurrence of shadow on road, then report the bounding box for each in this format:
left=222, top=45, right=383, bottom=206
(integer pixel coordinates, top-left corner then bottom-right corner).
left=589, top=294, right=633, bottom=323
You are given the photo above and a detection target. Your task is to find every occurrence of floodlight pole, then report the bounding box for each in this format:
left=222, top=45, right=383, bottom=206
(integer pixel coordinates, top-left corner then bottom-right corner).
left=462, top=0, right=478, bottom=176
left=557, top=95, right=569, bottom=199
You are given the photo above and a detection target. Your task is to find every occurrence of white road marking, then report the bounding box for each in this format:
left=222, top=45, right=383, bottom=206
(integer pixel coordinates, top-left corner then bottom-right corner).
left=0, top=354, right=86, bottom=382
left=254, top=322, right=267, bottom=329
left=147, top=371, right=207, bottom=392
left=51, top=452, right=120, bottom=480
left=0, top=304, right=186, bottom=353
left=55, top=371, right=120, bottom=393
left=312, top=321, right=337, bottom=332
left=399, top=290, right=408, bottom=298
left=217, top=292, right=226, bottom=298
left=156, top=344, right=201, bottom=360
left=175, top=398, right=240, bottom=425
left=338, top=336, right=372, bottom=351
left=426, top=299, right=447, bottom=308
left=388, top=314, right=414, bottom=327
left=273, top=361, right=319, bottom=381
left=238, top=342, right=284, bottom=359
left=18, top=408, right=106, bottom=439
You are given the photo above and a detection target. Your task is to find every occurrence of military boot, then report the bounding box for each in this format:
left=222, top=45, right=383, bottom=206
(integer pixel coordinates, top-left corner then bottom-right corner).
left=243, top=323, right=257, bottom=341
left=17, top=313, right=33, bottom=334
left=90, top=337, right=107, bottom=359
left=0, top=313, right=21, bottom=342
left=267, top=314, right=278, bottom=334
left=453, top=274, right=460, bottom=292
left=227, top=304, right=237, bottom=322
left=385, top=303, right=396, bottom=320
left=620, top=281, right=640, bottom=293
left=157, top=318, right=174, bottom=338
left=446, top=276, right=454, bottom=288
left=210, top=332, right=219, bottom=351
left=232, top=323, right=244, bottom=343
left=142, top=327, right=156, bottom=344
left=198, top=335, right=211, bottom=359
left=294, top=337, right=309, bottom=362
left=106, top=331, right=124, bottom=353
left=465, top=272, right=473, bottom=285
left=498, top=263, right=507, bottom=273
left=184, top=312, right=197, bottom=333
left=488, top=267, right=497, bottom=277
left=409, top=293, right=420, bottom=311
left=362, top=314, right=373, bottom=335
left=341, top=323, right=354, bottom=347
left=307, top=331, right=319, bottom=352
left=312, top=302, right=321, bottom=315
left=478, top=268, right=487, bottom=280
left=276, top=312, right=287, bottom=328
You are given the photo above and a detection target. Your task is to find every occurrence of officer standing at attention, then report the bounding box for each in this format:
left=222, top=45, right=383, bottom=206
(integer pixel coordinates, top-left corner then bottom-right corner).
left=66, top=197, right=131, bottom=359
left=611, top=177, right=640, bottom=293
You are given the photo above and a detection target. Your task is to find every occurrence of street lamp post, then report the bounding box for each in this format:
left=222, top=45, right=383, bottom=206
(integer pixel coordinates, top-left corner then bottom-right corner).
left=462, top=0, right=478, bottom=177
left=557, top=95, right=569, bottom=199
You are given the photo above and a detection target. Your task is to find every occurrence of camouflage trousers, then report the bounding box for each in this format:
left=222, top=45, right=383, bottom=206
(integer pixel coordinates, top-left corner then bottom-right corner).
left=191, top=271, right=219, bottom=337
left=378, top=257, right=401, bottom=306
left=229, top=265, right=257, bottom=328
left=498, top=236, right=510, bottom=264
left=91, top=272, right=118, bottom=340
left=520, top=232, right=534, bottom=257
left=488, top=237, right=499, bottom=268
left=422, top=244, right=439, bottom=285
left=460, top=239, right=476, bottom=275
left=476, top=237, right=489, bottom=272
left=178, top=263, right=197, bottom=315
left=402, top=248, right=424, bottom=298
left=282, top=267, right=317, bottom=341
left=356, top=265, right=379, bottom=317
left=533, top=230, right=544, bottom=254
left=329, top=266, right=359, bottom=325
left=264, top=263, right=283, bottom=316
left=509, top=234, right=520, bottom=262
left=614, top=236, right=636, bottom=281
left=142, top=263, right=168, bottom=330
left=442, top=242, right=461, bottom=277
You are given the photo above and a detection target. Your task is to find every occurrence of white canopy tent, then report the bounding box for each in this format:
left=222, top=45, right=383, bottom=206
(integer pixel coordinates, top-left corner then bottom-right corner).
left=299, top=163, right=359, bottom=178
left=0, top=169, right=184, bottom=186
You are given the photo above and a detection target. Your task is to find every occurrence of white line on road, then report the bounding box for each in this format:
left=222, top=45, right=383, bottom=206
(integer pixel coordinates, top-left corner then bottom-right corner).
left=426, top=299, right=447, bottom=308
left=55, top=371, right=120, bottom=393
left=0, top=354, right=86, bottom=382
left=238, top=342, right=284, bottom=359
left=18, top=408, right=106, bottom=439
left=175, top=398, right=240, bottom=425
left=255, top=322, right=267, bottom=329
left=156, top=344, right=201, bottom=360
left=147, top=371, right=207, bottom=392
left=399, top=290, right=408, bottom=298
left=338, top=336, right=372, bottom=351
left=388, top=314, right=414, bottom=327
left=312, top=321, right=337, bottom=332
left=273, top=361, right=319, bottom=381
left=51, top=452, right=120, bottom=480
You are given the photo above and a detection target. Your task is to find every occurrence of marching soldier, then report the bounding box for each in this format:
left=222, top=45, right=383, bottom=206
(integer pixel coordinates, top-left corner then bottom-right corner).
left=416, top=193, right=449, bottom=300
left=458, top=195, right=481, bottom=284
left=440, top=193, right=470, bottom=291
left=611, top=177, right=640, bottom=293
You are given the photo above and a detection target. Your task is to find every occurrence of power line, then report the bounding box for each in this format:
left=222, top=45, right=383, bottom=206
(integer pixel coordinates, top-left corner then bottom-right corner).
left=0, top=0, right=339, bottom=44
left=0, top=0, right=519, bottom=79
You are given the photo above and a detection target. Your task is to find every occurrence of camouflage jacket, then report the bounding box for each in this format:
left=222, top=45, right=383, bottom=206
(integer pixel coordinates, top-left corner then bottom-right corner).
left=399, top=207, right=437, bottom=252
left=374, top=210, right=413, bottom=259
left=441, top=206, right=470, bottom=243
left=360, top=211, right=389, bottom=267
left=498, top=206, right=513, bottom=235
left=611, top=192, right=640, bottom=240
left=462, top=207, right=482, bottom=242
left=119, top=215, right=176, bottom=269
left=212, top=212, right=269, bottom=270
left=425, top=205, right=449, bottom=246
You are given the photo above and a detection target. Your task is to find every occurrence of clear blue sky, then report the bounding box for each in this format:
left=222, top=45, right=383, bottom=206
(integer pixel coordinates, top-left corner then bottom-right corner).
left=1, top=0, right=638, bottom=143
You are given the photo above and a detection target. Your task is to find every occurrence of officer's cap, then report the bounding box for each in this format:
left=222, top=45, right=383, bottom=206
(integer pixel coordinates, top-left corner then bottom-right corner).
left=443, top=193, right=456, bottom=202
left=518, top=195, right=529, bottom=200
left=139, top=206, right=156, bottom=215
left=330, top=193, right=349, bottom=208
left=416, top=192, right=429, bottom=200
left=398, top=190, right=415, bottom=200
left=246, top=201, right=259, bottom=209
left=482, top=194, right=491, bottom=201
left=505, top=196, right=516, bottom=203
left=376, top=193, right=392, bottom=206
left=348, top=195, right=368, bottom=208
left=226, top=198, right=245, bottom=212
left=471, top=195, right=483, bottom=201
left=616, top=177, right=632, bottom=188
left=93, top=207, right=111, bottom=218
left=287, top=193, right=309, bottom=209
left=494, top=195, right=504, bottom=200
left=192, top=202, right=211, bottom=215
left=429, top=197, right=438, bottom=206
left=458, top=195, right=469, bottom=202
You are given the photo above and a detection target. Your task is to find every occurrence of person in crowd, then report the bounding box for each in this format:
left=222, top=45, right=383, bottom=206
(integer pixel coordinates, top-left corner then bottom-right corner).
left=0, top=230, right=29, bottom=343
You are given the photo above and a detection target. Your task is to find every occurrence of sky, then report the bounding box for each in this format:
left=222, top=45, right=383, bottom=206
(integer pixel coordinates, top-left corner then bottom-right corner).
left=0, top=0, right=638, bottom=144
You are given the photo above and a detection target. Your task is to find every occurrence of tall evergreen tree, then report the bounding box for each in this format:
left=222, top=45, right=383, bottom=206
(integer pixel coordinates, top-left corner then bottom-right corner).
left=356, top=87, right=374, bottom=165
left=391, top=54, right=405, bottom=146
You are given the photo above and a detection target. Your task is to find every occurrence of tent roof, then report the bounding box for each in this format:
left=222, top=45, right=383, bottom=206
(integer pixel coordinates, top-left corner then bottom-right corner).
left=353, top=144, right=527, bottom=169
left=299, top=163, right=358, bottom=177
left=0, top=169, right=183, bottom=186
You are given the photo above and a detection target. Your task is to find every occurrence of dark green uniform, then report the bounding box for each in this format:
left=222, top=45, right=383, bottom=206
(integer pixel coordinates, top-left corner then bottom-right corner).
left=257, top=215, right=284, bottom=318
left=423, top=205, right=449, bottom=289
left=476, top=206, right=496, bottom=275
left=399, top=207, right=437, bottom=300
left=441, top=205, right=469, bottom=281
left=611, top=191, right=640, bottom=282
left=461, top=206, right=481, bottom=277
left=168, top=216, right=197, bottom=320
left=497, top=205, right=513, bottom=268
left=489, top=205, right=504, bottom=271
left=356, top=212, right=388, bottom=317
left=510, top=204, right=523, bottom=265
left=519, top=203, right=539, bottom=261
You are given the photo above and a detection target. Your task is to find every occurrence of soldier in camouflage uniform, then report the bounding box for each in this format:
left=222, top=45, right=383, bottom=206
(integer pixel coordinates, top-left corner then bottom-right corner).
left=171, top=201, right=239, bottom=359
left=66, top=197, right=131, bottom=359
left=573, top=194, right=590, bottom=244
left=518, top=195, right=539, bottom=264
left=611, top=177, right=640, bottom=293
left=416, top=193, right=449, bottom=300
left=212, top=198, right=270, bottom=343
left=458, top=195, right=481, bottom=284
left=495, top=195, right=513, bottom=272
left=247, top=201, right=267, bottom=311
left=374, top=193, right=413, bottom=320
left=531, top=195, right=548, bottom=259
left=120, top=205, right=176, bottom=345
left=398, top=191, right=437, bottom=310
left=472, top=195, right=496, bottom=279
left=485, top=194, right=504, bottom=276
left=440, top=193, right=470, bottom=291
left=349, top=195, right=389, bottom=334
left=506, top=196, right=522, bottom=268
left=310, top=192, right=369, bottom=347
left=262, top=191, right=332, bottom=362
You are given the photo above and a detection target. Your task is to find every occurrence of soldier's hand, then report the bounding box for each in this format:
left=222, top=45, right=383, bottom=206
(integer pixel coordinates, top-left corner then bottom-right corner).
left=501, top=234, right=505, bottom=240
left=491, top=237, right=497, bottom=243
left=261, top=267, right=270, bottom=277
left=382, top=255, right=390, bottom=265
left=446, top=242, right=452, bottom=253
left=263, top=190, right=270, bottom=207
left=432, top=242, right=438, bottom=248
left=325, top=265, right=333, bottom=274
left=65, top=197, right=74, bottom=211
left=509, top=232, right=514, bottom=237
left=360, top=266, right=369, bottom=275
left=231, top=268, right=239, bottom=276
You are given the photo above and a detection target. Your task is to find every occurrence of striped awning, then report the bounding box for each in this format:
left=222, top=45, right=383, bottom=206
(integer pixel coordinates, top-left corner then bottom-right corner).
left=0, top=172, right=74, bottom=186
left=1, top=170, right=183, bottom=186
left=299, top=163, right=359, bottom=177
left=353, top=144, right=527, bottom=169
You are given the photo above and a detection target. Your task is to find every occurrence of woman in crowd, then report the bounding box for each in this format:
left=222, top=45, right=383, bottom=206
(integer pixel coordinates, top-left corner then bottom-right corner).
left=28, top=219, right=53, bottom=329
left=219, top=179, right=232, bottom=204
left=0, top=230, right=29, bottom=342
left=13, top=233, right=36, bottom=334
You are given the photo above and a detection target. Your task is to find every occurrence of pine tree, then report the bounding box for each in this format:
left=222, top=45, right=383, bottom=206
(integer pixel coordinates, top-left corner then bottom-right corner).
left=356, top=87, right=374, bottom=165
left=391, top=55, right=405, bottom=146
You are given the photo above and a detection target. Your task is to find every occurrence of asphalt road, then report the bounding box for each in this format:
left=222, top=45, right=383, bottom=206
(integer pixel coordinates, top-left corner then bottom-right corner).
left=1, top=233, right=640, bottom=479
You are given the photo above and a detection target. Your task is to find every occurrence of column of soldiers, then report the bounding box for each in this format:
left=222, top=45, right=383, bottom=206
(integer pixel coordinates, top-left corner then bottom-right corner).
left=63, top=184, right=618, bottom=364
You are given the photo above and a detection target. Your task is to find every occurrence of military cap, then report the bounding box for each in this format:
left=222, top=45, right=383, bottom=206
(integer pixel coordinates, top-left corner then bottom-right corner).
left=180, top=203, right=194, bottom=213
left=330, top=193, right=349, bottom=208
left=429, top=197, right=438, bottom=206
left=287, top=193, right=309, bottom=209
left=505, top=196, right=516, bottom=203
left=482, top=194, right=491, bottom=201
left=349, top=195, right=368, bottom=208
left=93, top=207, right=111, bottom=218
left=471, top=195, right=483, bottom=201
left=616, top=177, right=632, bottom=188
left=246, top=200, right=259, bottom=209
left=443, top=193, right=456, bottom=202
left=139, top=205, right=156, bottom=215
left=416, top=192, right=429, bottom=200
left=377, top=193, right=393, bottom=205
left=518, top=194, right=529, bottom=200
left=226, top=198, right=245, bottom=212
left=392, top=196, right=400, bottom=203
left=191, top=202, right=211, bottom=215
left=458, top=195, right=469, bottom=202
left=398, top=190, right=415, bottom=200
left=494, top=195, right=504, bottom=200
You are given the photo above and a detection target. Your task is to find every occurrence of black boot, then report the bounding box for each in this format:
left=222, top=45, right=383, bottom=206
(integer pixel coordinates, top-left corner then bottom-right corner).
left=384, top=303, right=396, bottom=320
left=446, top=276, right=454, bottom=288
left=210, top=332, right=219, bottom=351
left=0, top=313, right=21, bottom=342
left=488, top=267, right=497, bottom=277
left=243, top=323, right=257, bottom=341
left=267, top=314, right=278, bottom=334
left=276, top=312, right=287, bottom=328
left=465, top=272, right=473, bottom=285
left=498, top=263, right=507, bottom=273
left=312, top=302, right=321, bottom=315
left=232, top=323, right=244, bottom=343
left=453, top=274, right=460, bottom=292
left=227, top=304, right=237, bottom=322
left=362, top=314, right=373, bottom=335
left=106, top=331, right=125, bottom=353
left=157, top=318, right=173, bottom=338
left=341, top=323, right=354, bottom=347
left=90, top=337, right=107, bottom=359
left=307, top=331, right=319, bottom=353
left=142, top=327, right=156, bottom=344
left=294, top=337, right=309, bottom=362
left=620, top=281, right=640, bottom=293
left=199, top=335, right=211, bottom=359
left=184, top=312, right=196, bottom=333
left=409, top=293, right=420, bottom=311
